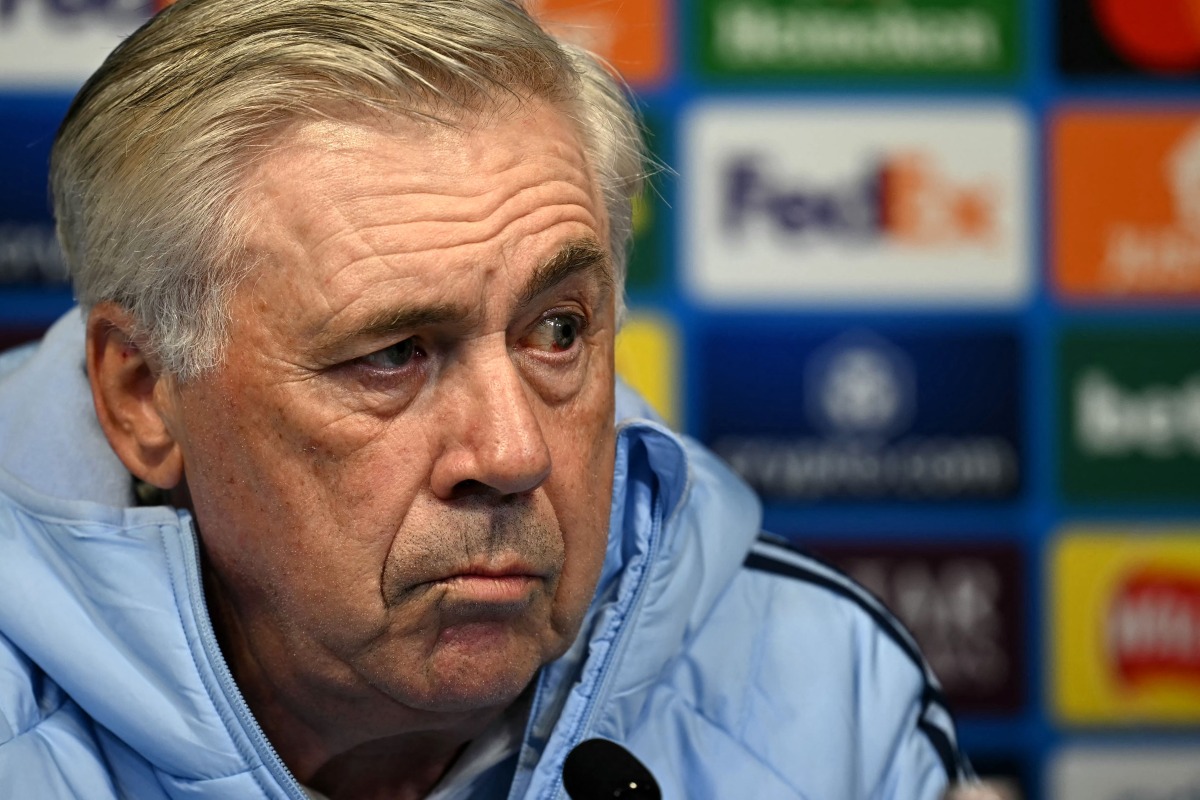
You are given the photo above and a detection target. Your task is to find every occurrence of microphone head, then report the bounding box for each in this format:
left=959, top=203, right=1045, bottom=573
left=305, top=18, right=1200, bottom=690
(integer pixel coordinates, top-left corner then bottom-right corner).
left=562, top=738, right=661, bottom=800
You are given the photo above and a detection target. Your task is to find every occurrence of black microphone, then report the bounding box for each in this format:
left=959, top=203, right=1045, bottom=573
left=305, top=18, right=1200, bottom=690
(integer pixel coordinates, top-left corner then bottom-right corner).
left=562, top=738, right=661, bottom=800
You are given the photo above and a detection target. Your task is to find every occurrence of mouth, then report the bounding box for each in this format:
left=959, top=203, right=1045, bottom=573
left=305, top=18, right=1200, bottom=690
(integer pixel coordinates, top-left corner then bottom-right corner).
left=434, top=572, right=542, bottom=605
left=420, top=556, right=549, bottom=605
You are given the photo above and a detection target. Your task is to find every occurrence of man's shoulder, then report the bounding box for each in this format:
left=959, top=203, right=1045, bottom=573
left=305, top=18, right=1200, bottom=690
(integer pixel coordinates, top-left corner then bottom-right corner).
left=739, top=534, right=931, bottom=675
left=727, top=534, right=948, bottom=713
left=678, top=534, right=968, bottom=793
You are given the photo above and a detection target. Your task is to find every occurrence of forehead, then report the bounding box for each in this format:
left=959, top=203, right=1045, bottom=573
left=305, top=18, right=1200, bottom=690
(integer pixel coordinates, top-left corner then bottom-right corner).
left=235, top=102, right=605, bottom=306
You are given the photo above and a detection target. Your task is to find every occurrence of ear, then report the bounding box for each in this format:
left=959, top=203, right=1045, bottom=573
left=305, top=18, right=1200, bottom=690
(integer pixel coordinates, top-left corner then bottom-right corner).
left=86, top=303, right=185, bottom=490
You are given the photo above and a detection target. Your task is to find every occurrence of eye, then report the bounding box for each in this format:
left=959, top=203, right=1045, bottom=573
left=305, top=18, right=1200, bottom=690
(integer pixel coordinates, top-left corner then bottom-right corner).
left=527, top=313, right=586, bottom=353
left=359, top=337, right=420, bottom=370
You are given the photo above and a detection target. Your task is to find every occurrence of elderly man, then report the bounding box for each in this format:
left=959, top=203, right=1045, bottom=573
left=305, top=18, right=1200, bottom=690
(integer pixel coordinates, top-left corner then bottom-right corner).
left=0, top=1, right=969, bottom=798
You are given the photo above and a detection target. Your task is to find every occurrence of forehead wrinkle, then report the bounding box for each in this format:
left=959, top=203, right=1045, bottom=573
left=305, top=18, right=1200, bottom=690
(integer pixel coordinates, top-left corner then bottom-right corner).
left=278, top=170, right=596, bottom=295
left=320, top=176, right=596, bottom=253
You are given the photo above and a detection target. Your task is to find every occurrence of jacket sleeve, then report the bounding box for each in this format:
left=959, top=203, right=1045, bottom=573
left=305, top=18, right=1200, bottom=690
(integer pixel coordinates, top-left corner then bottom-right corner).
left=868, top=683, right=970, bottom=800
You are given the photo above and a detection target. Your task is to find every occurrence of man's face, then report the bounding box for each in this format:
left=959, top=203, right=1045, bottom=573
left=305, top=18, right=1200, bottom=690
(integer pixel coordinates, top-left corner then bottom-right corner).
left=161, top=101, right=617, bottom=723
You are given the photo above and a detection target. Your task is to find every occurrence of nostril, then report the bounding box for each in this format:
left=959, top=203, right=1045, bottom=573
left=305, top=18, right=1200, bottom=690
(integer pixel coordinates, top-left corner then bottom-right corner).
left=448, top=478, right=491, bottom=500
left=448, top=479, right=528, bottom=503
left=447, top=478, right=530, bottom=502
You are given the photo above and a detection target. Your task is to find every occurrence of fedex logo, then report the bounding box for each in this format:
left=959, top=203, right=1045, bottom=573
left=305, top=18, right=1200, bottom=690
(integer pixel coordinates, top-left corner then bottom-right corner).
left=684, top=102, right=1031, bottom=306
left=723, top=152, right=997, bottom=246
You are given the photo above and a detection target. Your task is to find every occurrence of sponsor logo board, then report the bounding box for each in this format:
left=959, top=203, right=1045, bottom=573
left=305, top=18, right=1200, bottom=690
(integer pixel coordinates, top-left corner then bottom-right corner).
left=1051, top=745, right=1200, bottom=799
left=700, top=0, right=1019, bottom=78
left=614, top=312, right=679, bottom=429
left=0, top=0, right=166, bottom=89
left=1059, top=0, right=1200, bottom=77
left=697, top=323, right=1022, bottom=503
left=626, top=112, right=670, bottom=292
left=0, top=326, right=49, bottom=351
left=1052, top=530, right=1200, bottom=723
left=808, top=540, right=1023, bottom=714
left=1, top=0, right=667, bottom=89
left=0, top=101, right=70, bottom=285
left=1059, top=327, right=1200, bottom=503
left=960, top=755, right=1027, bottom=800
left=529, top=0, right=669, bottom=86
left=684, top=103, right=1031, bottom=306
left=1054, top=110, right=1200, bottom=299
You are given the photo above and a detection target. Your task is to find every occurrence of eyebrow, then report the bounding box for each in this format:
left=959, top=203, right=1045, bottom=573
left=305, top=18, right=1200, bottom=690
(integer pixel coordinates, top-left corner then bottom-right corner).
left=310, top=237, right=613, bottom=358
left=516, top=237, right=614, bottom=309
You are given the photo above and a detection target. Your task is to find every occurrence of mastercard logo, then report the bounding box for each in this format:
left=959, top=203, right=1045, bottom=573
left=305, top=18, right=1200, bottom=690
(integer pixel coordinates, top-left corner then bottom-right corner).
left=1093, top=0, right=1200, bottom=73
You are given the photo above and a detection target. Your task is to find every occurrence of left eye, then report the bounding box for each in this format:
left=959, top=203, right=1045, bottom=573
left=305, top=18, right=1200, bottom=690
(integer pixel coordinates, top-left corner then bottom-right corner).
left=359, top=337, right=419, bottom=370
left=528, top=314, right=585, bottom=353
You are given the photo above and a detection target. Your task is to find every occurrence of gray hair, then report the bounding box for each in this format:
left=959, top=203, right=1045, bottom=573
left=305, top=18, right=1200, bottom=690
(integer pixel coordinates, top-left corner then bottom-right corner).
left=51, top=0, right=645, bottom=380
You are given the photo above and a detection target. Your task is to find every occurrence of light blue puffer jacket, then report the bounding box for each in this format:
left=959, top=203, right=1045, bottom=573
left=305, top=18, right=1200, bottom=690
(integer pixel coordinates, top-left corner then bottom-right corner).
left=0, top=311, right=967, bottom=799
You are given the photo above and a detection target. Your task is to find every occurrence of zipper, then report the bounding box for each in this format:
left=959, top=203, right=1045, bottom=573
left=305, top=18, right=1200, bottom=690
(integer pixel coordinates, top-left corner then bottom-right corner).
left=176, top=513, right=306, bottom=800
left=542, top=485, right=664, bottom=800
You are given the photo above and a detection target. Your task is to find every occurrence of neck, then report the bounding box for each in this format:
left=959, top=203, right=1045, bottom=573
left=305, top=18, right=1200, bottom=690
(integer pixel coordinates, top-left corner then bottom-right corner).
left=303, top=732, right=472, bottom=800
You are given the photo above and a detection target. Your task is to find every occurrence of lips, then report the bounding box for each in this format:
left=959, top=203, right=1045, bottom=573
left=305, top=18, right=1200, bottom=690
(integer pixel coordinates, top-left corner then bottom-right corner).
left=436, top=573, right=541, bottom=604
left=424, top=559, right=548, bottom=603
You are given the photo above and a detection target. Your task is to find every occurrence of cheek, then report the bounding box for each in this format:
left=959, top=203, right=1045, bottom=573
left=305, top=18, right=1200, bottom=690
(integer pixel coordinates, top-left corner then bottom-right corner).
left=545, top=372, right=616, bottom=619
left=179, top=381, right=424, bottom=577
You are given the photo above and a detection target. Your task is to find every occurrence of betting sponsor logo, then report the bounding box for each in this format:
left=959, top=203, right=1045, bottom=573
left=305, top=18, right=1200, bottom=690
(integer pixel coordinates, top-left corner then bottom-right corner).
left=698, top=324, right=1021, bottom=503
left=1051, top=745, right=1200, bottom=800
left=809, top=541, right=1023, bottom=714
left=685, top=103, right=1031, bottom=306
left=700, top=0, right=1018, bottom=77
left=1054, top=111, right=1200, bottom=299
left=1059, top=327, right=1200, bottom=502
left=528, top=0, right=669, bottom=86
left=0, top=0, right=167, bottom=88
left=1052, top=530, right=1200, bottom=723
left=1059, top=0, right=1200, bottom=76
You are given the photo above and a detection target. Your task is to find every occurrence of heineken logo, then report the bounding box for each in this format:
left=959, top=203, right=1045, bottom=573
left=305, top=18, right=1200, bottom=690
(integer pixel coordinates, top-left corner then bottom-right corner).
left=713, top=2, right=1002, bottom=69
left=700, top=0, right=1019, bottom=77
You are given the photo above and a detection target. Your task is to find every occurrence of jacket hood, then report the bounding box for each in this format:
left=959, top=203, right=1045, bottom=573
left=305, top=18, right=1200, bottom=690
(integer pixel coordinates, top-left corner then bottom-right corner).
left=0, top=310, right=132, bottom=507
left=0, top=311, right=762, bottom=797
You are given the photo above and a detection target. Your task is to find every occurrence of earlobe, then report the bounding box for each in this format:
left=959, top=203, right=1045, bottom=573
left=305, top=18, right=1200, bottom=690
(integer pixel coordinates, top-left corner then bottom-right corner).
left=86, top=303, right=185, bottom=490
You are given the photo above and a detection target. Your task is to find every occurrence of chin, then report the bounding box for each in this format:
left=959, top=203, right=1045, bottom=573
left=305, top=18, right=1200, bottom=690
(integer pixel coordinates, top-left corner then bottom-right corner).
left=403, top=625, right=559, bottom=714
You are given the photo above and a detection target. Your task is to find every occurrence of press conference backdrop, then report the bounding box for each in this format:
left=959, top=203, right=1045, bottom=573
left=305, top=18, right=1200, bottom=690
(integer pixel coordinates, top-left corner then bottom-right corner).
left=3, top=1, right=1200, bottom=797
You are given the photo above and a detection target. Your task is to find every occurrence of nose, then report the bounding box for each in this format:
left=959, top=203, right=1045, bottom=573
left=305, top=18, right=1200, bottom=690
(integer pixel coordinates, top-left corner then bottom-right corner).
left=430, top=347, right=553, bottom=501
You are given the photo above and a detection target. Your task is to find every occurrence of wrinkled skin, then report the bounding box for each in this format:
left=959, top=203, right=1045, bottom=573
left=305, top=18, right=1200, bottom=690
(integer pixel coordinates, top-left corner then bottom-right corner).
left=153, top=100, right=617, bottom=793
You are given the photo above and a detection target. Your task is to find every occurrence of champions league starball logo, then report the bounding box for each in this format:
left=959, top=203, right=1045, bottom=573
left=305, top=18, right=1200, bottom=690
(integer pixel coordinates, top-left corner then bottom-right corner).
left=804, top=331, right=916, bottom=441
